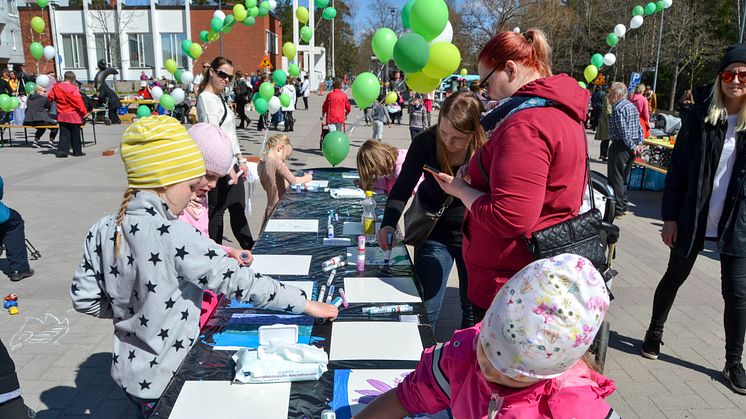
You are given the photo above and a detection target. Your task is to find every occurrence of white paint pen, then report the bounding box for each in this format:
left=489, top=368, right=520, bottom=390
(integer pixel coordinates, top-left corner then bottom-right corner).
left=317, top=285, right=326, bottom=302
left=326, top=269, right=336, bottom=287
left=383, top=232, right=394, bottom=264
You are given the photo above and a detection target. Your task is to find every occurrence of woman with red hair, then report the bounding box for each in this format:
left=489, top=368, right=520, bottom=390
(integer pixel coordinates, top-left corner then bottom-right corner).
left=434, top=29, right=590, bottom=318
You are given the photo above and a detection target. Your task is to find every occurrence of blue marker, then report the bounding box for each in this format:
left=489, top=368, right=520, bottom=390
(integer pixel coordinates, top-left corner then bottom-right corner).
left=325, top=285, right=336, bottom=304
left=331, top=296, right=344, bottom=308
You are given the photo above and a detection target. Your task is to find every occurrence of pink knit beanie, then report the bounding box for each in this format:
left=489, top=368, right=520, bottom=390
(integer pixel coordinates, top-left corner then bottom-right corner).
left=187, top=123, right=234, bottom=176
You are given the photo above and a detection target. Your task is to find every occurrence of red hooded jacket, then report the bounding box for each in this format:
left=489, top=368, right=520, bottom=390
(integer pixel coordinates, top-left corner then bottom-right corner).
left=463, top=74, right=590, bottom=309
left=48, top=81, right=87, bottom=124
left=322, top=89, right=350, bottom=124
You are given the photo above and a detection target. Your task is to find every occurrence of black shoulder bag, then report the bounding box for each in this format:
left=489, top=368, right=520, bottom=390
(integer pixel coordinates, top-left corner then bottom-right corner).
left=477, top=111, right=606, bottom=268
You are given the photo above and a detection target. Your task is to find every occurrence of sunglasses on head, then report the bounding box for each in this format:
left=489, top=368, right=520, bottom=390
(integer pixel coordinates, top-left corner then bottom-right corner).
left=214, top=70, right=234, bottom=82
left=721, top=70, right=746, bottom=84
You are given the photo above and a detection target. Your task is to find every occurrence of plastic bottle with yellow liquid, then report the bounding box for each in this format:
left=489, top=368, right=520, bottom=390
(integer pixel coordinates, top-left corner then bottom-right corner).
left=361, top=190, right=376, bottom=242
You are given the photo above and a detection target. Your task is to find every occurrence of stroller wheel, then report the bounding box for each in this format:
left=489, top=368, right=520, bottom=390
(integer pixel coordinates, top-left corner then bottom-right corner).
left=591, top=320, right=610, bottom=372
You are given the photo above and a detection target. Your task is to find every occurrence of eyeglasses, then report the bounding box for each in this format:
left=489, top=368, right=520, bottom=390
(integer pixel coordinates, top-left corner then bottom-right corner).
left=480, top=64, right=500, bottom=92
left=214, top=70, right=234, bottom=82
left=721, top=70, right=746, bottom=84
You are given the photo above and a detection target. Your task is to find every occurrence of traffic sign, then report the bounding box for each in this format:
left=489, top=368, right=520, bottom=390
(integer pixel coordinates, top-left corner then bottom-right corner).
left=259, top=54, right=273, bottom=69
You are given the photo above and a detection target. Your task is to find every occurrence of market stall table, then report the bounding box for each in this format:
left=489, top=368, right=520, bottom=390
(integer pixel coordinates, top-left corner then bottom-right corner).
left=151, top=168, right=435, bottom=418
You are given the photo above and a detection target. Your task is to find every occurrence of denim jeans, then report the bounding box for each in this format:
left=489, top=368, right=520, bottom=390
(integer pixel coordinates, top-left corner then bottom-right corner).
left=372, top=121, right=384, bottom=140
left=414, top=240, right=473, bottom=327
left=649, top=249, right=746, bottom=366
left=0, top=209, right=30, bottom=273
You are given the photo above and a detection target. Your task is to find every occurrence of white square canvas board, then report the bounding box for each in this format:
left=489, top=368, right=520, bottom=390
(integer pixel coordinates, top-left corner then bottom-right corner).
left=250, top=255, right=312, bottom=276
left=344, top=277, right=421, bottom=303
left=264, top=219, right=319, bottom=233
left=170, top=381, right=291, bottom=419
left=329, top=322, right=423, bottom=361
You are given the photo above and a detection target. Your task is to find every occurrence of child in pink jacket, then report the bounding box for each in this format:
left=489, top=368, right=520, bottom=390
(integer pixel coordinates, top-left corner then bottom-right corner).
left=355, top=254, right=617, bottom=419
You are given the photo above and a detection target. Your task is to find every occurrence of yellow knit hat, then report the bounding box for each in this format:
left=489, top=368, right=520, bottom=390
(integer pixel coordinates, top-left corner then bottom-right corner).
left=120, top=116, right=206, bottom=188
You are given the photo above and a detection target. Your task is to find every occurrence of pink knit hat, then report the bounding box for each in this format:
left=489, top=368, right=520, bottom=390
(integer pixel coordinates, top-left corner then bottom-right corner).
left=187, top=123, right=234, bottom=176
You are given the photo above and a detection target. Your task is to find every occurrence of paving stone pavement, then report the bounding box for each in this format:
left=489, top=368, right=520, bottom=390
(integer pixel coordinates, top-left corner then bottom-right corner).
left=0, top=93, right=743, bottom=418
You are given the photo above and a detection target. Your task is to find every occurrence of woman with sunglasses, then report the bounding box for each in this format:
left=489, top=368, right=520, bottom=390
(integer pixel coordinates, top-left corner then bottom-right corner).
left=196, top=56, right=254, bottom=250
left=641, top=45, right=746, bottom=395
left=433, top=29, right=588, bottom=320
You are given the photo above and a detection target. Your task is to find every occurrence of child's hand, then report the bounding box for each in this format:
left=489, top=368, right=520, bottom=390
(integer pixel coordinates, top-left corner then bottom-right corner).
left=302, top=173, right=313, bottom=183
left=227, top=248, right=253, bottom=265
left=304, top=300, right=338, bottom=320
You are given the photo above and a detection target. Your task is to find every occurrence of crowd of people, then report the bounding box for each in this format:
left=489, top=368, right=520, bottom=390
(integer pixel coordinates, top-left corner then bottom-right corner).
left=2, top=23, right=746, bottom=419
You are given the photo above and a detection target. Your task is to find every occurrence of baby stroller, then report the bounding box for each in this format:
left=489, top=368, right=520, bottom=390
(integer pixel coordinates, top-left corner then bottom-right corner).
left=586, top=170, right=621, bottom=371
left=319, top=120, right=345, bottom=149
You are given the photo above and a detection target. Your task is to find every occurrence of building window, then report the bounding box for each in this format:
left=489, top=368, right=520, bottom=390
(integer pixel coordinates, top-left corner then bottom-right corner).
left=95, top=33, right=120, bottom=68
left=160, top=33, right=188, bottom=69
left=128, top=33, right=154, bottom=68
left=0, top=25, right=5, bottom=46
left=265, top=31, right=278, bottom=54
left=62, top=34, right=88, bottom=68
left=7, top=0, right=17, bottom=15
left=10, top=30, right=15, bottom=51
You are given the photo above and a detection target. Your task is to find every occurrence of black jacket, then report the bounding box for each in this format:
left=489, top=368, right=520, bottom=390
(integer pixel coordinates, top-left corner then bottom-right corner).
left=662, top=85, right=746, bottom=257
left=25, top=94, right=55, bottom=124
left=0, top=338, right=20, bottom=397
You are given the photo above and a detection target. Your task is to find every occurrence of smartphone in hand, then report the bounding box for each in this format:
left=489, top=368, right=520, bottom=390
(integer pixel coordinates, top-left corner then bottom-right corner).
left=422, top=164, right=442, bottom=176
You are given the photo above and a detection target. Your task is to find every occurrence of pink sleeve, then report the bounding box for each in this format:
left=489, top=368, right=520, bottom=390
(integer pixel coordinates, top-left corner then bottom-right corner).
left=396, top=344, right=452, bottom=415
left=469, top=123, right=550, bottom=237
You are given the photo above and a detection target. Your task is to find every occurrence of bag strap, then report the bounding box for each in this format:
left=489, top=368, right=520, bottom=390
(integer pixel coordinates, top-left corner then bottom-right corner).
left=218, top=94, right=228, bottom=127
left=581, top=124, right=597, bottom=211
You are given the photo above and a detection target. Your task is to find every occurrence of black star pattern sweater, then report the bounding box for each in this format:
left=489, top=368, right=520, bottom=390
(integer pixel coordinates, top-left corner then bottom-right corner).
left=70, top=192, right=307, bottom=400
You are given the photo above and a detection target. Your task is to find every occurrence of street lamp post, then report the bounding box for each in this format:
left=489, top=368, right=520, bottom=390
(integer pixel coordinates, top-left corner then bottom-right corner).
left=741, top=0, right=746, bottom=43
left=652, top=8, right=665, bottom=93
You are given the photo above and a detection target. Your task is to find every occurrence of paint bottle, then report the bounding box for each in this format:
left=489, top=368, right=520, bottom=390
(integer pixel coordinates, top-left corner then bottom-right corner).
left=357, top=235, right=366, bottom=252
left=356, top=252, right=365, bottom=272
left=321, top=410, right=336, bottom=419
left=327, top=215, right=335, bottom=239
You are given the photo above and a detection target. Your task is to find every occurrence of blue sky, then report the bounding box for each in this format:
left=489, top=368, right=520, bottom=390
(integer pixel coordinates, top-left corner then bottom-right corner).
left=350, top=0, right=410, bottom=32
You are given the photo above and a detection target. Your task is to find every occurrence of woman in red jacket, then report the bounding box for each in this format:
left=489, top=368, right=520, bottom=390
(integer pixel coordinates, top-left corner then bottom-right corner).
left=48, top=71, right=88, bottom=158
left=434, top=29, right=589, bottom=318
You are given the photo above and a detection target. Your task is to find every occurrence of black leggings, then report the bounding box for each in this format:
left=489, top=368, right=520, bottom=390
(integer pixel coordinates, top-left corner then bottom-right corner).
left=207, top=176, right=254, bottom=249
left=649, top=248, right=746, bottom=366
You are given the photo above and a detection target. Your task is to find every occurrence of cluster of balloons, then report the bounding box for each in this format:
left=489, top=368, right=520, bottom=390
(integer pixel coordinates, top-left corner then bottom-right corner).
left=0, top=94, right=20, bottom=112
left=180, top=39, right=203, bottom=60
left=354, top=0, right=459, bottom=109
left=581, top=0, right=673, bottom=87
left=27, top=16, right=56, bottom=62
left=198, top=0, right=279, bottom=46
left=251, top=75, right=292, bottom=117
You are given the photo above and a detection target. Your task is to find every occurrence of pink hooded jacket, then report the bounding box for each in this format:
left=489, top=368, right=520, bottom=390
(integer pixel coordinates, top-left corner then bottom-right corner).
left=396, top=325, right=617, bottom=419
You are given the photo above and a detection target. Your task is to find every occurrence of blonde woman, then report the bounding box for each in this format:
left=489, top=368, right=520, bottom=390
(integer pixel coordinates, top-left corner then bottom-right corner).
left=641, top=45, right=746, bottom=395
left=257, top=134, right=312, bottom=224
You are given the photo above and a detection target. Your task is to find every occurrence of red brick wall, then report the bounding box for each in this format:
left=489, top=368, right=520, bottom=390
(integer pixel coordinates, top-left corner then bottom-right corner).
left=18, top=7, right=56, bottom=77
left=189, top=8, right=283, bottom=76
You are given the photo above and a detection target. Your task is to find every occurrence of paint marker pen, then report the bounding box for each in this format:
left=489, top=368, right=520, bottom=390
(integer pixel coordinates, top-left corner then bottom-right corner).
left=317, top=285, right=326, bottom=302
left=326, top=269, right=336, bottom=287
left=332, top=296, right=344, bottom=308
left=361, top=304, right=414, bottom=315
left=338, top=288, right=349, bottom=309
left=383, top=232, right=394, bottom=264
left=325, top=285, right=336, bottom=304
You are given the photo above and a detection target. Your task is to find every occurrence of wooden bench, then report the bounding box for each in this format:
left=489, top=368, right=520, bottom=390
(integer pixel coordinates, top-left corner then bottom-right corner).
left=0, top=120, right=97, bottom=148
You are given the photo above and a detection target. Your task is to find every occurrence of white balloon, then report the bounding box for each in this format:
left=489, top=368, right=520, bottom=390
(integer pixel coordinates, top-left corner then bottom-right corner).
left=603, top=53, right=616, bottom=67
left=429, top=21, right=453, bottom=45
left=35, top=74, right=49, bottom=87
left=213, top=10, right=225, bottom=20
left=180, top=71, right=194, bottom=86
left=43, top=45, right=56, bottom=60
left=663, top=0, right=673, bottom=8
left=613, top=24, right=626, bottom=38
left=513, top=27, right=520, bottom=33
left=171, top=88, right=185, bottom=104
left=630, top=15, right=644, bottom=29
left=151, top=86, right=163, bottom=100
left=268, top=96, right=282, bottom=114
left=268, top=0, right=277, bottom=10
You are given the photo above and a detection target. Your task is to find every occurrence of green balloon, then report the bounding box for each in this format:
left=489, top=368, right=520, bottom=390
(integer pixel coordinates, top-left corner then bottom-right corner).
left=409, top=0, right=448, bottom=41
left=210, top=17, right=223, bottom=32
left=289, top=63, right=300, bottom=77
left=0, top=94, right=10, bottom=112
left=199, top=30, right=209, bottom=42
left=401, top=0, right=416, bottom=30
left=322, top=131, right=350, bottom=167
left=578, top=81, right=587, bottom=89
left=249, top=6, right=259, bottom=17
left=181, top=39, right=192, bottom=55
left=259, top=82, right=274, bottom=101
left=31, top=16, right=45, bottom=34
left=258, top=3, right=270, bottom=16
left=243, top=16, right=256, bottom=26
left=372, top=28, right=397, bottom=63
left=246, top=0, right=257, bottom=7
left=272, top=70, right=287, bottom=87
left=254, top=97, right=269, bottom=114
left=351, top=72, right=380, bottom=109
left=29, top=42, right=43, bottom=60
left=322, top=7, right=336, bottom=20
left=36, top=0, right=49, bottom=7
left=421, top=42, right=461, bottom=79
left=393, top=32, right=430, bottom=73
left=10, top=97, right=19, bottom=110
left=656, top=0, right=664, bottom=12
left=315, top=0, right=329, bottom=8
left=223, top=15, right=236, bottom=29
left=252, top=92, right=260, bottom=104
left=591, top=53, right=604, bottom=69
left=584, top=64, right=599, bottom=83
left=279, top=93, right=291, bottom=107
left=300, top=26, right=313, bottom=43
left=606, top=33, right=619, bottom=47
left=174, top=69, right=183, bottom=83
left=24, top=82, right=36, bottom=95
left=645, top=2, right=656, bottom=15
left=632, top=5, right=644, bottom=16
left=160, top=94, right=175, bottom=111
left=136, top=105, right=151, bottom=118
left=405, top=71, right=441, bottom=93
left=223, top=25, right=233, bottom=34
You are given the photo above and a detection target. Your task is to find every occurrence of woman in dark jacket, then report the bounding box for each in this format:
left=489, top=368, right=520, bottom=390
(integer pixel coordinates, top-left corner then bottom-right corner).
left=377, top=91, right=485, bottom=328
left=641, top=45, right=746, bottom=395
left=25, top=85, right=57, bottom=148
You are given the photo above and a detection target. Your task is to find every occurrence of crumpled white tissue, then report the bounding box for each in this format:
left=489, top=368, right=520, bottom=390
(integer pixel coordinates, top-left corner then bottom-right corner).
left=232, top=342, right=328, bottom=384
